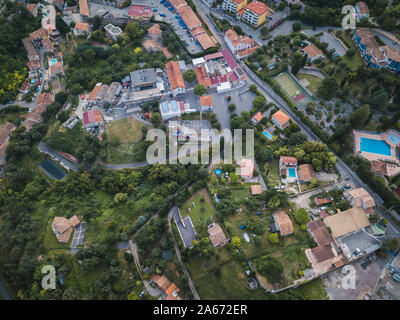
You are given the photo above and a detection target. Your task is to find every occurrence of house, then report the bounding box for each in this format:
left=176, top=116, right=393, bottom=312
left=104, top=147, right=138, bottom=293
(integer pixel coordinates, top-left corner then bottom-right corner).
left=347, top=187, right=376, bottom=214
left=27, top=59, right=41, bottom=71
left=128, top=4, right=152, bottom=21
left=354, top=28, right=400, bottom=73
left=307, top=219, right=333, bottom=247
left=195, top=65, right=212, bottom=88
left=30, top=28, right=49, bottom=43
left=208, top=223, right=227, bottom=248
left=240, top=158, right=254, bottom=178
left=301, top=44, right=324, bottom=62
left=222, top=0, right=248, bottom=14
left=178, top=5, right=201, bottom=30
left=169, top=0, right=187, bottom=10
left=241, top=1, right=273, bottom=27
left=35, top=93, right=54, bottom=107
left=224, top=29, right=259, bottom=59
left=143, top=39, right=163, bottom=53
left=305, top=242, right=347, bottom=276
left=95, top=82, right=122, bottom=105
left=355, top=2, right=369, bottom=22
left=298, top=164, right=315, bottom=183
left=19, top=82, right=30, bottom=94
left=271, top=109, right=290, bottom=129
left=166, top=61, right=186, bottom=96
left=42, top=38, right=54, bottom=53
left=87, top=83, right=103, bottom=101
left=314, top=197, right=333, bottom=206
left=148, top=24, right=162, bottom=40
left=49, top=62, right=64, bottom=78
left=104, top=24, right=123, bottom=41
left=79, top=0, right=89, bottom=19
left=200, top=95, right=213, bottom=112
left=160, top=100, right=181, bottom=121
left=26, top=3, right=38, bottom=17
left=279, top=156, right=297, bottom=181
left=250, top=112, right=263, bottom=125
left=73, top=22, right=92, bottom=36
left=272, top=211, right=294, bottom=236
left=82, top=109, right=103, bottom=128
left=371, top=160, right=400, bottom=177
left=0, top=122, right=17, bottom=164
left=52, top=215, right=80, bottom=243
left=22, top=37, right=39, bottom=61
left=131, top=68, right=158, bottom=91
left=192, top=27, right=214, bottom=51
left=251, top=184, right=263, bottom=195
left=149, top=274, right=181, bottom=300
left=324, top=207, right=370, bottom=239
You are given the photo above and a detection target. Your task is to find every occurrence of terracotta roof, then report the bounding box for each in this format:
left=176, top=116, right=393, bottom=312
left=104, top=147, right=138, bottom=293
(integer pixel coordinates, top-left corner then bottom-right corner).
left=356, top=2, right=369, bottom=15
left=310, top=243, right=335, bottom=263
left=148, top=23, right=162, bottom=36
left=74, top=22, right=90, bottom=31
left=26, top=105, right=47, bottom=126
left=307, top=219, right=333, bottom=246
left=251, top=184, right=263, bottom=195
left=178, top=5, right=201, bottom=29
left=35, top=93, right=53, bottom=107
left=88, top=83, right=102, bottom=100
left=348, top=187, right=375, bottom=209
left=226, top=28, right=240, bottom=45
left=166, top=61, right=186, bottom=91
left=303, top=44, right=323, bottom=59
left=195, top=32, right=214, bottom=50
left=208, top=223, right=227, bottom=247
left=30, top=28, right=48, bottom=40
left=149, top=274, right=181, bottom=300
left=195, top=66, right=211, bottom=87
left=240, top=158, right=254, bottom=177
left=42, top=38, right=54, bottom=52
left=314, top=197, right=333, bottom=206
left=128, top=4, right=152, bottom=18
left=237, top=46, right=258, bottom=57
left=320, top=210, right=329, bottom=219
left=200, top=95, right=213, bottom=107
left=68, top=215, right=80, bottom=227
left=380, top=46, right=400, bottom=63
left=52, top=216, right=76, bottom=243
left=252, top=112, right=263, bottom=123
left=298, top=164, right=315, bottom=182
left=0, top=123, right=16, bottom=145
left=280, top=156, right=297, bottom=165
left=83, top=109, right=103, bottom=125
left=356, top=28, right=387, bottom=64
left=169, top=0, right=187, bottom=10
left=50, top=61, right=64, bottom=77
left=324, top=207, right=370, bottom=238
left=272, top=109, right=290, bottom=125
left=22, top=37, right=38, bottom=57
left=27, top=59, right=41, bottom=70
left=274, top=211, right=293, bottom=236
left=245, top=1, right=269, bottom=16
left=79, top=0, right=89, bottom=16
left=162, top=47, right=173, bottom=59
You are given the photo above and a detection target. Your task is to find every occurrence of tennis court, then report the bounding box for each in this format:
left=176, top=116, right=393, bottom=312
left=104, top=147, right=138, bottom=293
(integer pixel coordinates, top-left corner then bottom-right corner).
left=273, top=72, right=314, bottom=108
left=38, top=159, right=67, bottom=180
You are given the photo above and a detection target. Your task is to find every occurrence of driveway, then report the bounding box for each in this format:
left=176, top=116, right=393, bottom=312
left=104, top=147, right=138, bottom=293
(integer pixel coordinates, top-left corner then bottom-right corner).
left=70, top=222, right=86, bottom=248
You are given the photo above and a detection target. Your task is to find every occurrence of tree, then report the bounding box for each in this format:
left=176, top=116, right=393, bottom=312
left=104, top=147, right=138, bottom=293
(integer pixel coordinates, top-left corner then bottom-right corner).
left=230, top=236, right=241, bottom=249
left=294, top=208, right=310, bottom=224
left=253, top=95, right=266, bottom=108
left=291, top=51, right=307, bottom=75
left=268, top=233, right=279, bottom=244
left=228, top=104, right=236, bottom=112
left=383, top=238, right=400, bottom=251
left=349, top=104, right=370, bottom=128
left=346, top=48, right=356, bottom=57
left=317, top=77, right=339, bottom=100
left=150, top=112, right=162, bottom=128
left=194, top=84, right=207, bottom=96
left=370, top=89, right=388, bottom=111
left=292, top=22, right=302, bottom=32
left=183, top=69, right=196, bottom=83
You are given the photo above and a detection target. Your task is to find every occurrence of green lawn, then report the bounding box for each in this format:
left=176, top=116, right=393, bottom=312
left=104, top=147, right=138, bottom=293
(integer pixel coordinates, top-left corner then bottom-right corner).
left=292, top=278, right=329, bottom=300
left=230, top=185, right=251, bottom=202
left=297, top=74, right=322, bottom=95
left=264, top=159, right=281, bottom=187
left=43, top=221, right=70, bottom=250
left=181, top=188, right=217, bottom=231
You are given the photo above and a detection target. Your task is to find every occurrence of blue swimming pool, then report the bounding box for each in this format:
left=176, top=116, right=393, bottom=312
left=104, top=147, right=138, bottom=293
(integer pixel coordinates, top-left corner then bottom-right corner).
left=263, top=130, right=273, bottom=140
left=388, top=133, right=400, bottom=145
left=288, top=167, right=296, bottom=178
left=214, top=169, right=222, bottom=175
left=360, top=137, right=391, bottom=156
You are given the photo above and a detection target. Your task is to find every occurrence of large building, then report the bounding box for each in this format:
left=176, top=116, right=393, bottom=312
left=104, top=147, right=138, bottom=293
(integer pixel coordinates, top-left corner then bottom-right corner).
left=224, top=29, right=259, bottom=59
left=354, top=28, right=400, bottom=73
left=165, top=61, right=186, bottom=96
left=355, top=2, right=369, bottom=22
left=324, top=207, right=370, bottom=239
left=240, top=1, right=273, bottom=27
left=271, top=109, right=290, bottom=129
left=346, top=187, right=376, bottom=214
left=222, top=0, right=248, bottom=14
left=160, top=100, right=181, bottom=121
left=301, top=44, right=324, bottom=62
left=52, top=215, right=80, bottom=243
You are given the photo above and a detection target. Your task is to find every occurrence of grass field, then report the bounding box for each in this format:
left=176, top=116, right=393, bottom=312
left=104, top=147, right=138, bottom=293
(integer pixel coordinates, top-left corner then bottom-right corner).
left=43, top=221, right=70, bottom=250
left=106, top=117, right=150, bottom=163
left=274, top=72, right=302, bottom=97
left=181, top=188, right=216, bottom=231
left=264, top=159, right=281, bottom=187
left=297, top=74, right=322, bottom=95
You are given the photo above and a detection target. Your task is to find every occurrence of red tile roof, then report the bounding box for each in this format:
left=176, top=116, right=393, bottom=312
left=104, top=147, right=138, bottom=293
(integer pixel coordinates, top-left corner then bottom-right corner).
left=195, top=65, right=211, bottom=87
left=274, top=211, right=293, bottom=236
left=166, top=61, right=186, bottom=91
left=35, top=93, right=54, bottom=107
left=246, top=1, right=269, bottom=16
left=200, top=95, right=213, bottom=107
left=178, top=5, right=201, bottom=29
left=272, top=109, right=290, bottom=125
left=303, top=44, right=323, bottom=59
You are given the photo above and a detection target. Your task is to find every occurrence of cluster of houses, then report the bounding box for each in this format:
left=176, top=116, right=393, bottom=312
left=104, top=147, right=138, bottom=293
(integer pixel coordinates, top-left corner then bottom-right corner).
left=222, top=0, right=274, bottom=27
left=224, top=28, right=260, bottom=59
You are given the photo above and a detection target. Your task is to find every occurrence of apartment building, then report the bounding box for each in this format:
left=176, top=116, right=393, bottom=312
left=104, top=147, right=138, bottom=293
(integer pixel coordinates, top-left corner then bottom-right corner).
left=222, top=0, right=248, bottom=14
left=241, top=1, right=273, bottom=27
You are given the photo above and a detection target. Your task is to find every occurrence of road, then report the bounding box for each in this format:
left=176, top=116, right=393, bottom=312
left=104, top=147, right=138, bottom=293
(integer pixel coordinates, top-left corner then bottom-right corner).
left=38, top=141, right=79, bottom=171
left=168, top=206, right=200, bottom=300
left=192, top=0, right=400, bottom=238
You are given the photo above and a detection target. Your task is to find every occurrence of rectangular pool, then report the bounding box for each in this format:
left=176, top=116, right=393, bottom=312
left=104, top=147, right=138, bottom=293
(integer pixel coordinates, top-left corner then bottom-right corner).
left=288, top=167, right=296, bottom=178
left=360, top=137, right=391, bottom=156
left=263, top=129, right=273, bottom=140
left=38, top=159, right=67, bottom=180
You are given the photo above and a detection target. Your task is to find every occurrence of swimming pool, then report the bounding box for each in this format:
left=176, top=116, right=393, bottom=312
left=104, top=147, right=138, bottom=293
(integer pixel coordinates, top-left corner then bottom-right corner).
left=288, top=167, right=296, bottom=178
left=214, top=169, right=222, bottom=175
left=263, top=129, right=273, bottom=140
left=359, top=137, right=391, bottom=156
left=388, top=133, right=400, bottom=145
left=49, top=58, right=57, bottom=66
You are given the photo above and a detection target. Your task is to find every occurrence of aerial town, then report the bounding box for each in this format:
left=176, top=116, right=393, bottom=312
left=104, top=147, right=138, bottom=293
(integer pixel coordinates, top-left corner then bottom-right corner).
left=0, top=0, right=400, bottom=305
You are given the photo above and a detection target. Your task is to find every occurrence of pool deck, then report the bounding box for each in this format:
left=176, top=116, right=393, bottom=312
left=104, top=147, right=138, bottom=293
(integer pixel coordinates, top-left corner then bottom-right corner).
left=353, top=130, right=400, bottom=165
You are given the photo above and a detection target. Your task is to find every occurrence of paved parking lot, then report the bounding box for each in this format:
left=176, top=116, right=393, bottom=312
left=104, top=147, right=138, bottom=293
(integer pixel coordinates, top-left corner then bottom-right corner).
left=302, top=29, right=347, bottom=56
left=89, top=1, right=130, bottom=18
left=135, top=0, right=203, bottom=54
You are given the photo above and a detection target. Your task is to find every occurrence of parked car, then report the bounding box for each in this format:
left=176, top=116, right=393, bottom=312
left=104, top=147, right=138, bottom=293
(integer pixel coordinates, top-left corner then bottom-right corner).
left=392, top=273, right=400, bottom=283
left=80, top=94, right=85, bottom=100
